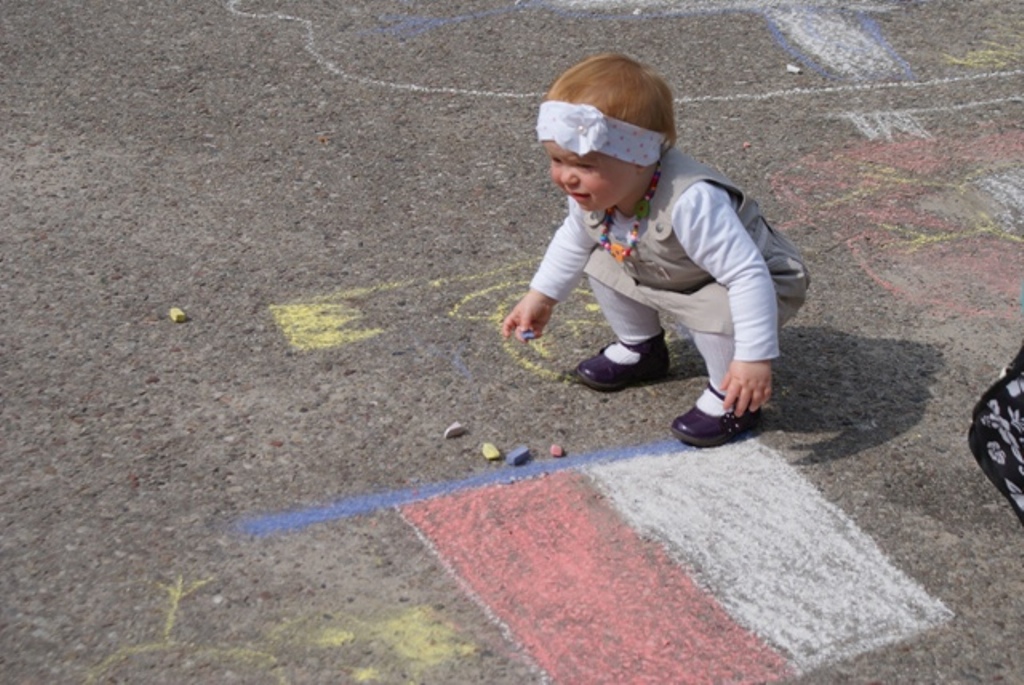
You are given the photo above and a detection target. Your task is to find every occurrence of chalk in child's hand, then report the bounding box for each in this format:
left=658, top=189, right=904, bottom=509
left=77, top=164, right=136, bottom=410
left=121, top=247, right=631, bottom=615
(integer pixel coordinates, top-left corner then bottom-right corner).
left=520, top=329, right=536, bottom=341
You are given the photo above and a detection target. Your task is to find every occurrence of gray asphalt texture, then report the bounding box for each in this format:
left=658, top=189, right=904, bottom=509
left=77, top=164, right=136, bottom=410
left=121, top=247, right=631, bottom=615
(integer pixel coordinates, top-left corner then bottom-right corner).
left=3, top=0, right=1024, bottom=683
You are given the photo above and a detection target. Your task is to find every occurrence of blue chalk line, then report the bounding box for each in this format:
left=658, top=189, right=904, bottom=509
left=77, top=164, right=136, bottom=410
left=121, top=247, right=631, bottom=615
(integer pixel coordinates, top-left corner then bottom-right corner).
left=237, top=439, right=691, bottom=537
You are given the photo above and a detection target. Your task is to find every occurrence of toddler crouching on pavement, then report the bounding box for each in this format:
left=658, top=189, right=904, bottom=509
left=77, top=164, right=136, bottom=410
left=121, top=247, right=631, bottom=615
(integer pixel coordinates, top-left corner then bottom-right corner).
left=502, top=53, right=810, bottom=447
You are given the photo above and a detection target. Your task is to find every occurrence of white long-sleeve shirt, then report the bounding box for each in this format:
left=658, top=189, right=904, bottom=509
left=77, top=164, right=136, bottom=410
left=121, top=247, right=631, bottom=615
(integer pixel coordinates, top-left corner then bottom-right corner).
left=530, top=181, right=779, bottom=361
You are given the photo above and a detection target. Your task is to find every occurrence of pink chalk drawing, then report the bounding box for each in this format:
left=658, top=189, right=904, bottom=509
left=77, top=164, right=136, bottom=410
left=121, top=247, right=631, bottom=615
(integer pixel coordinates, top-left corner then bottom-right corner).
left=772, top=127, right=1024, bottom=319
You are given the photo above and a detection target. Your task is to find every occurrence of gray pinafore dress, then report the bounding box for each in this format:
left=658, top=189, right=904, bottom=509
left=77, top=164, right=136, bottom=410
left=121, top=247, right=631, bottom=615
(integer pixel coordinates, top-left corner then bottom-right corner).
left=581, top=147, right=809, bottom=335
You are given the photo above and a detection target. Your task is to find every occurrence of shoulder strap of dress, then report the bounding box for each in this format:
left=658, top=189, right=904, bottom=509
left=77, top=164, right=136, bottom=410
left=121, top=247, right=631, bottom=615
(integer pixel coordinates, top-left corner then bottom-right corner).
left=648, top=148, right=744, bottom=239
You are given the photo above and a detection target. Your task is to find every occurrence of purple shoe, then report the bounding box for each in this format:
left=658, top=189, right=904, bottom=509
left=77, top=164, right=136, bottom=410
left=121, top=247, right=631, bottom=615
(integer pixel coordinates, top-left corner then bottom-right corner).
left=575, top=331, right=670, bottom=391
left=670, top=404, right=761, bottom=447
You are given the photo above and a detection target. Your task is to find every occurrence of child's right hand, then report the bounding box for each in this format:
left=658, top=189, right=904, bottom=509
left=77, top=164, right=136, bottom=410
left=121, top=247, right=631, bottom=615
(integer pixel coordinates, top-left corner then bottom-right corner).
left=720, top=359, right=773, bottom=417
left=502, top=290, right=557, bottom=342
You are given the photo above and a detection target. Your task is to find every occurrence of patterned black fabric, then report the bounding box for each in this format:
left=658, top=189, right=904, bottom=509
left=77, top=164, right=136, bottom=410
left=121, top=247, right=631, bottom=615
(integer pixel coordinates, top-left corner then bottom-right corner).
left=969, top=341, right=1024, bottom=527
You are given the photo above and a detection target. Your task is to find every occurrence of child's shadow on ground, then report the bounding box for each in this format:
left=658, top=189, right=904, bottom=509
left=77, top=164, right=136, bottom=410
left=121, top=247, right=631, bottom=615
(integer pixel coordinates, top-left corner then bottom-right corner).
left=769, top=326, right=944, bottom=464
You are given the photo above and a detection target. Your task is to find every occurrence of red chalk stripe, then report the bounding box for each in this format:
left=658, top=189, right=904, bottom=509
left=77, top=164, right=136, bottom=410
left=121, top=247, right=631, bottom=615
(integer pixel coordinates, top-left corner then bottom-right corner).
left=403, top=471, right=790, bottom=684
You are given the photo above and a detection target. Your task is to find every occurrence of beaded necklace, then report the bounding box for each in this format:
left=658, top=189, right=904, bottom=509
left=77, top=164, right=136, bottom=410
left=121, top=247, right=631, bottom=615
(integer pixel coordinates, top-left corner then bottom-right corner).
left=599, top=162, right=661, bottom=263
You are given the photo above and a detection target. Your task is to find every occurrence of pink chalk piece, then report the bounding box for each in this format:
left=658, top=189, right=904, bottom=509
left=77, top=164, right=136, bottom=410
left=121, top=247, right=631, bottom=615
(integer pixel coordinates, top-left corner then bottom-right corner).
left=403, top=472, right=790, bottom=684
left=549, top=444, right=565, bottom=458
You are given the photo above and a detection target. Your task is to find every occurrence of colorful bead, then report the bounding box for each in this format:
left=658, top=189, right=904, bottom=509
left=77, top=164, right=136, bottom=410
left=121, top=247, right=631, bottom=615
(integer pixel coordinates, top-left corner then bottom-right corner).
left=634, top=199, right=651, bottom=219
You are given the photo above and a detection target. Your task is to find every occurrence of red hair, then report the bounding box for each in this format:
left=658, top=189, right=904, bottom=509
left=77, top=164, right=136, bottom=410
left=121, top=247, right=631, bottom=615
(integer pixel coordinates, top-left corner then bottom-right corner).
left=546, top=53, right=677, bottom=147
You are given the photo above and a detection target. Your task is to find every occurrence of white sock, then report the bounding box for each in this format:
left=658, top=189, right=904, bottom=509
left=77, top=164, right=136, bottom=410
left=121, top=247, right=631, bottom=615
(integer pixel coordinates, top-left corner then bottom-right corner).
left=603, top=342, right=641, bottom=365
left=695, top=387, right=726, bottom=417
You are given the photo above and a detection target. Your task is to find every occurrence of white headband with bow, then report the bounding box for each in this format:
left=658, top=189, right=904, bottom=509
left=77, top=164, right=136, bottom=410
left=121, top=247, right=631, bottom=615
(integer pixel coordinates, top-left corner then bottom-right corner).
left=536, top=101, right=665, bottom=166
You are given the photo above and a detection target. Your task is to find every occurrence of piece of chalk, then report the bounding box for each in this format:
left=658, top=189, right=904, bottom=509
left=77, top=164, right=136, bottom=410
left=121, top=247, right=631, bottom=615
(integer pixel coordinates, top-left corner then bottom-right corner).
left=506, top=445, right=531, bottom=466
left=550, top=444, right=565, bottom=458
left=482, top=443, right=501, bottom=461
left=444, top=422, right=467, bottom=439
left=520, top=330, right=536, bottom=341
left=169, top=307, right=187, bottom=323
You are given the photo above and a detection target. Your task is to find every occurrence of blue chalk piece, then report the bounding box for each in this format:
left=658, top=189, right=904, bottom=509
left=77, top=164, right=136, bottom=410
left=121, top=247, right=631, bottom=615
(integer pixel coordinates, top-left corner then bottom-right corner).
left=521, top=329, right=536, bottom=341
left=506, top=445, right=531, bottom=466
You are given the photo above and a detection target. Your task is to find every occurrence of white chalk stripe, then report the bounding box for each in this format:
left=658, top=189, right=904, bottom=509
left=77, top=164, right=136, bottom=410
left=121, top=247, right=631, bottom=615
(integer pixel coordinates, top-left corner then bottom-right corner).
left=840, top=97, right=1024, bottom=140
left=587, top=440, right=953, bottom=672
left=842, top=111, right=932, bottom=140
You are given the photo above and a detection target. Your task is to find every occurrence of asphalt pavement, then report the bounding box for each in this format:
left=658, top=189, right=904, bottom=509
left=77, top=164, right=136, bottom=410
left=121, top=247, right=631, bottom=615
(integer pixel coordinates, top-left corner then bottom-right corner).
left=2, top=0, right=1024, bottom=683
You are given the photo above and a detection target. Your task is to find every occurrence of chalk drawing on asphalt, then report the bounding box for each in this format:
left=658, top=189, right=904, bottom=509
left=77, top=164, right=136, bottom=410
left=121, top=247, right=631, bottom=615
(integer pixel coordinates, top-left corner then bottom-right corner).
left=268, top=260, right=626, bottom=382
left=977, top=167, right=1024, bottom=237
left=222, top=0, right=1024, bottom=119
left=268, top=269, right=514, bottom=350
left=86, top=575, right=478, bottom=684
left=678, top=68, right=1024, bottom=105
left=836, top=28, right=1024, bottom=140
left=240, top=439, right=952, bottom=682
left=842, top=110, right=933, bottom=140
left=840, top=96, right=1024, bottom=140
left=226, top=0, right=918, bottom=91
left=944, top=21, right=1024, bottom=69
left=270, top=301, right=386, bottom=351
left=761, top=5, right=913, bottom=80
left=772, top=126, right=1024, bottom=318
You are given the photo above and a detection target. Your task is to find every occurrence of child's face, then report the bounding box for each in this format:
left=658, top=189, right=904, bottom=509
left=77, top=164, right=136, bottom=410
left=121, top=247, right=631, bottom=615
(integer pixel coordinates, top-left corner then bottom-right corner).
left=543, top=142, right=647, bottom=214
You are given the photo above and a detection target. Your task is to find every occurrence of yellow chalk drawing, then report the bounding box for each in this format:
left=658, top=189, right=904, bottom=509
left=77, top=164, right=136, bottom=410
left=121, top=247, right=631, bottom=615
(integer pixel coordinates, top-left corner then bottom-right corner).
left=85, top=575, right=285, bottom=685
left=447, top=280, right=525, bottom=328
left=268, top=259, right=694, bottom=379
left=265, top=605, right=477, bottom=682
left=269, top=279, right=415, bottom=350
left=814, top=160, right=957, bottom=210
left=87, top=575, right=478, bottom=685
left=426, top=259, right=537, bottom=290
left=447, top=272, right=608, bottom=381
left=440, top=262, right=610, bottom=380
left=162, top=576, right=212, bottom=641
left=269, top=259, right=615, bottom=379
left=270, top=302, right=385, bottom=351
left=379, top=605, right=476, bottom=670
left=876, top=212, right=1022, bottom=252
left=945, top=25, right=1024, bottom=68
left=353, top=666, right=383, bottom=682
left=271, top=263, right=534, bottom=352
left=809, top=158, right=1024, bottom=251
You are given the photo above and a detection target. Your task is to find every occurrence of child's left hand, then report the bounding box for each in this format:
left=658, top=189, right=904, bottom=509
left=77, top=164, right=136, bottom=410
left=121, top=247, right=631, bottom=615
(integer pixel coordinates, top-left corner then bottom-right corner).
left=720, top=360, right=772, bottom=417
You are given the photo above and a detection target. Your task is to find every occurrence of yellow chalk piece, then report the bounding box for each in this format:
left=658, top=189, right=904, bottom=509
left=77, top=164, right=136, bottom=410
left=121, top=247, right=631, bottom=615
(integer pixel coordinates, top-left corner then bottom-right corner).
left=169, top=307, right=187, bottom=323
left=269, top=302, right=383, bottom=351
left=482, top=443, right=501, bottom=461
